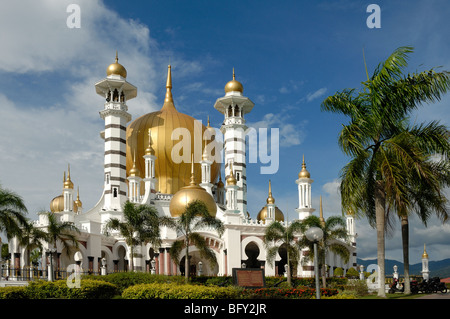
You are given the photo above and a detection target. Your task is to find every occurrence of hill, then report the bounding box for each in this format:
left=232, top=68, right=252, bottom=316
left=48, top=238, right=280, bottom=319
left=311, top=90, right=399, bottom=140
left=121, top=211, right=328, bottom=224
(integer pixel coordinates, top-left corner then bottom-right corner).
left=356, top=258, right=450, bottom=278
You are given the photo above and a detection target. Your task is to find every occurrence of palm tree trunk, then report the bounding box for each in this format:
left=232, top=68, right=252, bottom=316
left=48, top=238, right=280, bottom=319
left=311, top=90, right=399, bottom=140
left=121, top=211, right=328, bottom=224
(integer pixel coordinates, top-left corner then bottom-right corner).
left=375, top=180, right=386, bottom=297
left=185, top=238, right=190, bottom=283
left=401, top=215, right=411, bottom=294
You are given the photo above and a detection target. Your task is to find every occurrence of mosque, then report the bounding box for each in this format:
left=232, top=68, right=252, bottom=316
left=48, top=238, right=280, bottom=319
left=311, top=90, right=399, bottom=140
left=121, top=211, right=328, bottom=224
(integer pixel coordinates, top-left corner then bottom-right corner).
left=8, top=54, right=357, bottom=277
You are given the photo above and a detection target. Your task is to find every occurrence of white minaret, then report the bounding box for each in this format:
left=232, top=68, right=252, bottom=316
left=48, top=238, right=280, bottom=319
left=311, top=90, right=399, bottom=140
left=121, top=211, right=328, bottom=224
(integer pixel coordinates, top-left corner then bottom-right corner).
left=95, top=52, right=137, bottom=211
left=143, top=128, right=157, bottom=198
left=214, top=69, right=254, bottom=216
left=127, top=152, right=142, bottom=203
left=200, top=140, right=213, bottom=195
left=421, top=244, right=430, bottom=280
left=63, top=165, right=74, bottom=212
left=295, top=155, right=315, bottom=220
left=265, top=180, right=276, bottom=224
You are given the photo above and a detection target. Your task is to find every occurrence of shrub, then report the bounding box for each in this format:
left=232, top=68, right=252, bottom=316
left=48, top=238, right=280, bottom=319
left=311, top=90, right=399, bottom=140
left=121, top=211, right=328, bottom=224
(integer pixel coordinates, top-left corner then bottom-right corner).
left=0, top=286, right=28, bottom=299
left=242, top=286, right=338, bottom=299
left=25, top=279, right=118, bottom=299
left=122, top=282, right=241, bottom=299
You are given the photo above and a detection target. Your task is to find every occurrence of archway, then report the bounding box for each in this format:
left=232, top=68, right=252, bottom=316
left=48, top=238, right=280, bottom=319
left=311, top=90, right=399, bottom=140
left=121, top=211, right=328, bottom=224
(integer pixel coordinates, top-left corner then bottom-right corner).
left=244, top=242, right=260, bottom=268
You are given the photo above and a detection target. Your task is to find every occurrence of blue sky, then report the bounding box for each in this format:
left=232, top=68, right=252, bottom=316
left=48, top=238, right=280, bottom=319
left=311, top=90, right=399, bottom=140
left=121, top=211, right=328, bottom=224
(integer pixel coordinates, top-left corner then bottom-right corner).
left=0, top=0, right=449, bottom=264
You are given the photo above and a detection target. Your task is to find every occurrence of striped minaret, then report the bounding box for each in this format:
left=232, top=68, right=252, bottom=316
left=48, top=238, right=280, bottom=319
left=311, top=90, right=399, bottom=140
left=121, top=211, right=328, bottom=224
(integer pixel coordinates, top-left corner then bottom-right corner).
left=214, top=69, right=254, bottom=216
left=95, top=52, right=137, bottom=211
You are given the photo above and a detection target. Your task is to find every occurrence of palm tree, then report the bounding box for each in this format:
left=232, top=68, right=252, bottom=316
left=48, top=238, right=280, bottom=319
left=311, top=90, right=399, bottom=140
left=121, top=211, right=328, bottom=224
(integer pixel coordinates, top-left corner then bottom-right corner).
left=18, top=220, right=47, bottom=267
left=263, top=220, right=303, bottom=287
left=393, top=128, right=450, bottom=293
left=0, top=186, right=28, bottom=240
left=168, top=200, right=224, bottom=283
left=44, top=212, right=80, bottom=256
left=321, top=46, right=450, bottom=297
left=298, top=213, right=350, bottom=288
left=105, top=201, right=165, bottom=272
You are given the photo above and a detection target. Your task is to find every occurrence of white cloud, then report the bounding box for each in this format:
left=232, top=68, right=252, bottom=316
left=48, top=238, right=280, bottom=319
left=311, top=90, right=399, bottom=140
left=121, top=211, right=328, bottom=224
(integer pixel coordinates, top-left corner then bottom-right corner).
left=306, top=87, right=327, bottom=102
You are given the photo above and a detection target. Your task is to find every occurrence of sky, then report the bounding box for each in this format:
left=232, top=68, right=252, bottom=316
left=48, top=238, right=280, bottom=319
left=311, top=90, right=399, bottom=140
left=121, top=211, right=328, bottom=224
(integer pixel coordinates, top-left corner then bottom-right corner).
left=0, top=0, right=449, bottom=265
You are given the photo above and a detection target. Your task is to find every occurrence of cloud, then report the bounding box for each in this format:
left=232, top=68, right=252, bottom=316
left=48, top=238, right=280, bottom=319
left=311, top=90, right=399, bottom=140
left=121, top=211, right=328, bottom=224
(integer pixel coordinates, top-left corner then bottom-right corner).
left=306, top=87, right=327, bottom=102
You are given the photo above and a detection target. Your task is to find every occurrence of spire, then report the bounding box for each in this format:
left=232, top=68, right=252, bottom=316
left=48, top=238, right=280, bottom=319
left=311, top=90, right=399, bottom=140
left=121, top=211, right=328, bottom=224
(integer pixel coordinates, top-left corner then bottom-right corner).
left=129, top=150, right=141, bottom=177
left=115, top=50, right=118, bottom=63
left=145, top=128, right=155, bottom=155
left=266, top=180, right=275, bottom=204
left=190, top=154, right=196, bottom=185
left=64, top=164, right=74, bottom=189
left=422, top=244, right=429, bottom=259
left=319, top=195, right=325, bottom=226
left=298, top=154, right=311, bottom=179
left=162, top=65, right=176, bottom=110
left=226, top=161, right=237, bottom=185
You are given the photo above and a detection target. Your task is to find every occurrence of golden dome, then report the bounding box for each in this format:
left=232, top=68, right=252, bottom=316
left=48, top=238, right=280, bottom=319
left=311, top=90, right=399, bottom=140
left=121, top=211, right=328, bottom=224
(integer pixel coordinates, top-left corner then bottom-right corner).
left=224, top=68, right=243, bottom=93
left=126, top=65, right=220, bottom=194
left=169, top=157, right=217, bottom=217
left=266, top=180, right=275, bottom=204
left=217, top=174, right=224, bottom=189
left=50, top=194, right=64, bottom=213
left=129, top=152, right=141, bottom=177
left=298, top=155, right=311, bottom=179
left=257, top=206, right=285, bottom=223
left=106, top=51, right=127, bottom=78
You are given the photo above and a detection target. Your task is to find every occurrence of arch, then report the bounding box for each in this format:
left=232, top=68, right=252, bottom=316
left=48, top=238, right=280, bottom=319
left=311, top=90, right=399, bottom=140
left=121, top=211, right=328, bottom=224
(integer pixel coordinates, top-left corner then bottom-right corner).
left=240, top=236, right=265, bottom=260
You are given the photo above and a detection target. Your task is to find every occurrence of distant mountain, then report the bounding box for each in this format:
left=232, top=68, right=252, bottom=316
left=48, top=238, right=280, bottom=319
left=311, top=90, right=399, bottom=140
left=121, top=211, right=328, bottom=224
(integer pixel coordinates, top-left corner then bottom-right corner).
left=356, top=258, right=450, bottom=278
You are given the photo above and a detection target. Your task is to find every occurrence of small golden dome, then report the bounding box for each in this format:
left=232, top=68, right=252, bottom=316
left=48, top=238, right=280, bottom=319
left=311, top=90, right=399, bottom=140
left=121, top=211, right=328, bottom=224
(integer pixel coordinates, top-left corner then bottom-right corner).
left=422, top=244, right=429, bottom=259
left=129, top=151, right=141, bottom=177
left=266, top=180, right=275, bottom=204
left=63, top=166, right=74, bottom=189
left=226, top=162, right=237, bottom=185
left=217, top=174, right=224, bottom=188
left=257, top=206, right=285, bottom=223
left=145, top=129, right=155, bottom=156
left=298, top=155, right=311, bottom=179
left=224, top=68, right=243, bottom=93
left=106, top=51, right=127, bottom=78
left=169, top=157, right=217, bottom=217
left=50, top=194, right=64, bottom=213
left=74, top=187, right=82, bottom=210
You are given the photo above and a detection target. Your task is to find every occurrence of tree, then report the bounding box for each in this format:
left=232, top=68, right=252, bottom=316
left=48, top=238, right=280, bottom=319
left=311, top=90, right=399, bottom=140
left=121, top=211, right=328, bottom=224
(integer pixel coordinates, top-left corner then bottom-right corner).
left=105, top=201, right=165, bottom=272
left=18, top=220, right=47, bottom=267
left=263, top=220, right=302, bottom=287
left=298, top=215, right=350, bottom=288
left=321, top=46, right=450, bottom=297
left=0, top=186, right=28, bottom=240
left=44, top=212, right=80, bottom=256
left=168, top=200, right=224, bottom=283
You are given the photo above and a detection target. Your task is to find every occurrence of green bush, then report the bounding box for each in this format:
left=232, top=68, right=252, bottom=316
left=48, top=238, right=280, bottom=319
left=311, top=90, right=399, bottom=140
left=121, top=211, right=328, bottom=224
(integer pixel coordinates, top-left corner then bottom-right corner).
left=242, top=286, right=338, bottom=299
left=0, top=286, right=28, bottom=299
left=122, top=282, right=241, bottom=299
left=25, top=279, right=118, bottom=299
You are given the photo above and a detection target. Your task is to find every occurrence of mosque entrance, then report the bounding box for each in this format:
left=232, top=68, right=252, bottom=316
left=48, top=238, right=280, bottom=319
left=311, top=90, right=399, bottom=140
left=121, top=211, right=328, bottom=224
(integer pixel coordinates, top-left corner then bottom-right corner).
left=244, top=242, right=260, bottom=268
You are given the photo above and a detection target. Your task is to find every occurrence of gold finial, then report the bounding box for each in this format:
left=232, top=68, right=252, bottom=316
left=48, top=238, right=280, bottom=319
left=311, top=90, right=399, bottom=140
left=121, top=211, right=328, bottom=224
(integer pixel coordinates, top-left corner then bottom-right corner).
left=422, top=244, right=429, bottom=259
left=189, top=154, right=196, bottom=185
left=226, top=161, right=237, bottom=185
left=224, top=67, right=244, bottom=93
left=162, top=65, right=176, bottom=110
left=64, top=164, right=74, bottom=189
left=207, top=115, right=211, bottom=127
left=145, top=128, right=155, bottom=155
left=115, top=50, right=118, bottom=63
left=232, top=67, right=235, bottom=80
left=129, top=150, right=141, bottom=177
left=266, top=180, right=275, bottom=204
left=319, top=195, right=325, bottom=226
left=298, top=154, right=311, bottom=179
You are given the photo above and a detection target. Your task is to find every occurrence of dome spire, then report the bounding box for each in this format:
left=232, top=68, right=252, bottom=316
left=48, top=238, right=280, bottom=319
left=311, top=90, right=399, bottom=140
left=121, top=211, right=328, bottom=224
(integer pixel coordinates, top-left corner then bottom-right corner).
left=319, top=195, right=325, bottom=226
left=298, top=154, right=311, bottom=179
left=266, top=180, right=275, bottom=204
left=64, top=164, right=74, bottom=189
left=162, top=65, right=176, bottom=110
left=106, top=50, right=127, bottom=78
left=190, top=154, right=196, bottom=185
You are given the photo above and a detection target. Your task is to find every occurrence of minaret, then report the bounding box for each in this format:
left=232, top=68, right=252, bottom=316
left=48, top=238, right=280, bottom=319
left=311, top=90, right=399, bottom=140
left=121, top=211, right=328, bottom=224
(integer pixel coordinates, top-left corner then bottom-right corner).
left=95, top=52, right=137, bottom=211
left=225, top=162, right=239, bottom=214
left=63, top=164, right=74, bottom=212
left=200, top=140, right=213, bottom=195
left=143, top=128, right=157, bottom=196
left=214, top=69, right=254, bottom=216
left=128, top=151, right=142, bottom=203
left=295, top=155, right=315, bottom=220
left=265, top=180, right=276, bottom=223
left=421, top=244, right=430, bottom=280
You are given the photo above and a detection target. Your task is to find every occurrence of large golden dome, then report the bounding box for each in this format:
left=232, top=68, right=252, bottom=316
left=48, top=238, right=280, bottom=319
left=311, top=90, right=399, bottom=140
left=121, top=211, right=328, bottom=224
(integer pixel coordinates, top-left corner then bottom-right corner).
left=126, top=65, right=220, bottom=194
left=169, top=159, right=217, bottom=217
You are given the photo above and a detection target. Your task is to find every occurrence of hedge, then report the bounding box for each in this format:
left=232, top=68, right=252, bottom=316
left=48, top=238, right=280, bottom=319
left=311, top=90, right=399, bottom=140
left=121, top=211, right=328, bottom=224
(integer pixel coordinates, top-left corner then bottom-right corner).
left=2, top=279, right=119, bottom=299
left=122, top=283, right=241, bottom=299
left=242, top=287, right=339, bottom=299
left=0, top=286, right=28, bottom=299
